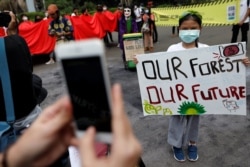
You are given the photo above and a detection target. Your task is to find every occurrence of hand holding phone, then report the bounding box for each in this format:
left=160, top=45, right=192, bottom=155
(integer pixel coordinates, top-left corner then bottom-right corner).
left=55, top=39, right=112, bottom=143
left=0, top=12, right=11, bottom=27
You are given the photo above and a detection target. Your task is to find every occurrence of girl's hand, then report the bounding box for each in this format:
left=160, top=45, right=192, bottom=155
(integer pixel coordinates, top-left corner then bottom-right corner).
left=242, top=57, right=250, bottom=66
left=133, top=55, right=138, bottom=64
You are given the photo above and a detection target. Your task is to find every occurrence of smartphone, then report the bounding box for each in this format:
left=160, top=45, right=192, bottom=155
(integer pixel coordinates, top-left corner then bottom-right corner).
left=0, top=12, right=11, bottom=27
left=55, top=39, right=112, bottom=143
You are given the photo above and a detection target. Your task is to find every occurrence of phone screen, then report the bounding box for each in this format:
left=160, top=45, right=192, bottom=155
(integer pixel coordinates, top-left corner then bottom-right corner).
left=61, top=56, right=111, bottom=132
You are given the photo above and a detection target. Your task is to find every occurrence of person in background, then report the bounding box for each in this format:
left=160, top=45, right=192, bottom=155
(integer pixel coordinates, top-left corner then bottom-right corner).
left=139, top=3, right=145, bottom=13
left=231, top=0, right=250, bottom=44
left=1, top=11, right=46, bottom=143
left=20, top=13, right=29, bottom=23
left=0, top=84, right=142, bottom=167
left=0, top=11, right=18, bottom=36
left=103, top=4, right=114, bottom=43
left=71, top=7, right=79, bottom=16
left=171, top=0, right=178, bottom=37
left=46, top=4, right=74, bottom=65
left=43, top=10, right=49, bottom=20
left=118, top=5, right=138, bottom=69
left=114, top=3, right=123, bottom=47
left=141, top=8, right=154, bottom=52
left=134, top=4, right=142, bottom=32
left=172, top=26, right=177, bottom=37
left=34, top=15, right=42, bottom=22
left=81, top=7, right=90, bottom=16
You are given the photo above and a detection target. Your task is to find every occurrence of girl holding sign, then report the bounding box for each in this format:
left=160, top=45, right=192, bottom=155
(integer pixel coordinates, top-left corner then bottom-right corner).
left=167, top=11, right=208, bottom=163
left=167, top=10, right=250, bottom=163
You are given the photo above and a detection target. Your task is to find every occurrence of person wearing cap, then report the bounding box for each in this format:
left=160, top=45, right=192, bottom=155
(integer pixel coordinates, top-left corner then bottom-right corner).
left=46, top=4, right=74, bottom=65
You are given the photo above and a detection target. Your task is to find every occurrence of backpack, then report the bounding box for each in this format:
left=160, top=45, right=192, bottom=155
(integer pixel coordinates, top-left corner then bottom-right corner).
left=0, top=37, right=17, bottom=152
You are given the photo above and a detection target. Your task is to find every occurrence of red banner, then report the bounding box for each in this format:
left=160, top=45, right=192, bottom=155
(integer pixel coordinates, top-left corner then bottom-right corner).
left=17, top=12, right=119, bottom=55
left=19, top=20, right=56, bottom=55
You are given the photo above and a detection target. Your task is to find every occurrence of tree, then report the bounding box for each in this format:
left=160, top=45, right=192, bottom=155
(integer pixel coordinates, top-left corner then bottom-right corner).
left=44, top=0, right=74, bottom=14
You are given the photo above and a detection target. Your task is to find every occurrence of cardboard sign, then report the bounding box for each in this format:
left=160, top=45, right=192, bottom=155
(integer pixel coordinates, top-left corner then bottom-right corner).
left=136, top=42, right=247, bottom=116
left=123, top=33, right=144, bottom=61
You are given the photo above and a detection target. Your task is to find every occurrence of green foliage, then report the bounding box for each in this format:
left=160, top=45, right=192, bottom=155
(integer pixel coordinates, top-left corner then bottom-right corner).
left=0, top=0, right=222, bottom=17
left=44, top=0, right=74, bottom=15
left=83, top=1, right=96, bottom=12
left=17, top=12, right=44, bottom=22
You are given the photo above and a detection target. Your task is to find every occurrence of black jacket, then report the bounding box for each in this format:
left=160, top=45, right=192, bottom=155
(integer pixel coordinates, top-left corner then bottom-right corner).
left=0, top=35, right=37, bottom=121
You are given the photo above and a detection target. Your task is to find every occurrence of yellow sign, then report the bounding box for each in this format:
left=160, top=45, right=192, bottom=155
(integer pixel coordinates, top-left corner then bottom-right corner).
left=152, top=0, right=240, bottom=26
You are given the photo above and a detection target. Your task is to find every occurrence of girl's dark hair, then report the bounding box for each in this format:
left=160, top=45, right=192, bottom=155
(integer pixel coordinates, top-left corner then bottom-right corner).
left=179, top=10, right=202, bottom=27
left=81, top=7, right=87, bottom=13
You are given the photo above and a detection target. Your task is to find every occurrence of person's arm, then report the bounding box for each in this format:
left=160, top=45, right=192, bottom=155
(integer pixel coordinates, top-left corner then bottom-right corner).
left=6, top=11, right=17, bottom=35
left=1, top=96, right=76, bottom=167
left=239, top=7, right=250, bottom=25
left=62, top=31, right=72, bottom=37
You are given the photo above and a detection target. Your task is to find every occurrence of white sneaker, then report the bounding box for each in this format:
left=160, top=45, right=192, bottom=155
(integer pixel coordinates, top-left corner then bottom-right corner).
left=45, top=60, right=55, bottom=65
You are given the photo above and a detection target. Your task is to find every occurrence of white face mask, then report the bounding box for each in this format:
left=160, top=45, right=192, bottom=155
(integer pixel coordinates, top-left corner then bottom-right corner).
left=22, top=16, right=28, bottom=21
left=103, top=7, right=107, bottom=11
left=179, top=30, right=200, bottom=43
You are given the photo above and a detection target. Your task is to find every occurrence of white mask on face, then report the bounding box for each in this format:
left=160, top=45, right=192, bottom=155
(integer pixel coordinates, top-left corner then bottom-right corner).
left=179, top=30, right=200, bottom=43
left=124, top=8, right=131, bottom=19
left=22, top=16, right=28, bottom=21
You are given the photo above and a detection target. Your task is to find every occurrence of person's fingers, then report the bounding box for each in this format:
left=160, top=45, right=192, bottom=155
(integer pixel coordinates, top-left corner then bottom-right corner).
left=41, top=96, right=71, bottom=119
left=111, top=84, right=142, bottom=166
left=47, top=105, right=72, bottom=128
left=111, top=84, right=132, bottom=140
left=80, top=127, right=98, bottom=166
left=36, top=96, right=73, bottom=132
left=242, top=57, right=250, bottom=66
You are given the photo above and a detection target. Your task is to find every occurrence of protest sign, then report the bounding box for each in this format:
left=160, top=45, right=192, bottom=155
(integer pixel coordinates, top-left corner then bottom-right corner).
left=136, top=42, right=247, bottom=116
left=123, top=33, right=144, bottom=61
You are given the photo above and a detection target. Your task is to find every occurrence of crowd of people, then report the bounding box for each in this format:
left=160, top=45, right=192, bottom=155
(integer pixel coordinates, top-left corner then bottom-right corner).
left=1, top=0, right=250, bottom=166
left=1, top=1, right=158, bottom=66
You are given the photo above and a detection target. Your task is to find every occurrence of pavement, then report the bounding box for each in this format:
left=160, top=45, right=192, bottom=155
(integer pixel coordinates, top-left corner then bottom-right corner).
left=33, top=26, right=250, bottom=167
